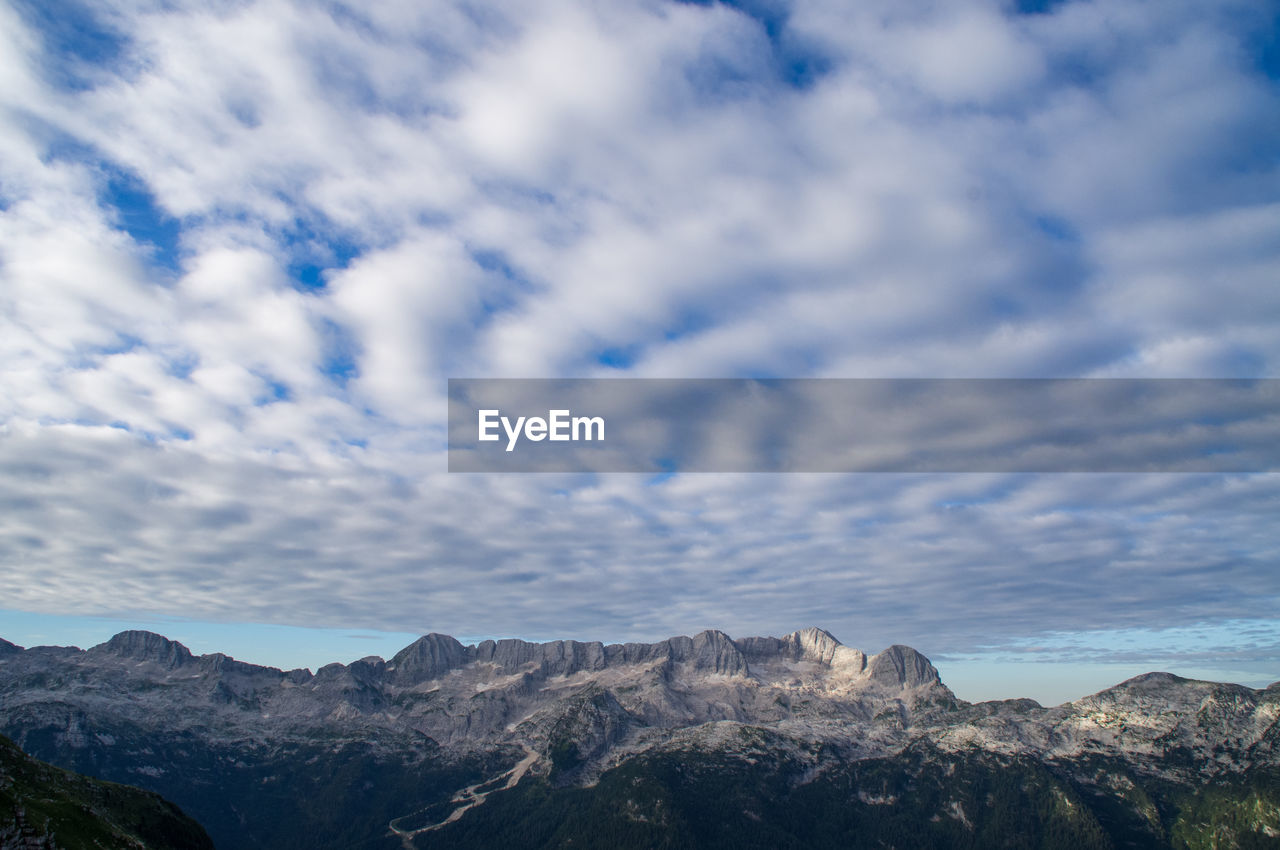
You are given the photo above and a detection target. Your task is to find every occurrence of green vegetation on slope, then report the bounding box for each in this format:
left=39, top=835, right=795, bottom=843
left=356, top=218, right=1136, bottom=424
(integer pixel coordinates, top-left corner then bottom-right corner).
left=439, top=741, right=1120, bottom=850
left=434, top=738, right=1280, bottom=850
left=0, top=732, right=213, bottom=850
left=6, top=710, right=518, bottom=850
left=1169, top=770, right=1280, bottom=850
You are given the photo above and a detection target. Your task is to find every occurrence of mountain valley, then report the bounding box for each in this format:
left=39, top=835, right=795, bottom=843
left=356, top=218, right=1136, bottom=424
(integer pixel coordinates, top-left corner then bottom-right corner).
left=0, top=628, right=1275, bottom=848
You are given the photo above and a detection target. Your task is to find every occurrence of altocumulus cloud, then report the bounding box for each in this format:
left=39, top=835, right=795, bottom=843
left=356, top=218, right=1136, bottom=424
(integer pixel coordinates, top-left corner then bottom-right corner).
left=0, top=0, right=1278, bottom=676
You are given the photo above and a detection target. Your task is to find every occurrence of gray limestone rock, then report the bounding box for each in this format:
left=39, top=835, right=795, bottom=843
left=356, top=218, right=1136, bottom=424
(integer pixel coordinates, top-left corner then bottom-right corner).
left=388, top=633, right=467, bottom=684
left=88, top=631, right=193, bottom=669
left=866, top=645, right=941, bottom=689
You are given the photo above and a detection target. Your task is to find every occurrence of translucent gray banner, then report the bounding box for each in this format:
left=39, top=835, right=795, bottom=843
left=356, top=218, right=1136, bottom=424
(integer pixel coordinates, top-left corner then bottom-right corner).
left=447, top=379, right=1280, bottom=473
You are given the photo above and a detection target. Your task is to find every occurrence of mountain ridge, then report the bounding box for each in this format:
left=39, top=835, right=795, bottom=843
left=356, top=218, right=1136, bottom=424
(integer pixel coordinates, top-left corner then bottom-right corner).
left=9, top=625, right=945, bottom=690
left=1, top=626, right=1276, bottom=849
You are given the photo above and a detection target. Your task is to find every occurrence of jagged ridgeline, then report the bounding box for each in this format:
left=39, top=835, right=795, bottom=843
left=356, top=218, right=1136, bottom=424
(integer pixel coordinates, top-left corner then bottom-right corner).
left=0, top=629, right=1277, bottom=849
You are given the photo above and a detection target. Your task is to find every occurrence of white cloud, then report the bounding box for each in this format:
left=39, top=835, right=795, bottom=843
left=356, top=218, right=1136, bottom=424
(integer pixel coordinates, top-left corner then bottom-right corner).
left=0, top=0, right=1277, bottom=671
left=889, top=8, right=1046, bottom=104
left=327, top=230, right=491, bottom=419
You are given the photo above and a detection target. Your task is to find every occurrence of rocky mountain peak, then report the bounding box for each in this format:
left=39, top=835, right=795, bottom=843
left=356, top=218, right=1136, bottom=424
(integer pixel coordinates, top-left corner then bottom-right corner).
left=474, top=637, right=609, bottom=676
left=0, top=637, right=21, bottom=656
left=89, top=630, right=194, bottom=669
left=791, top=626, right=840, bottom=646
left=728, top=627, right=869, bottom=677
left=676, top=629, right=748, bottom=675
left=0, top=626, right=1273, bottom=850
left=866, top=644, right=941, bottom=688
left=388, top=632, right=467, bottom=684
left=786, top=627, right=866, bottom=670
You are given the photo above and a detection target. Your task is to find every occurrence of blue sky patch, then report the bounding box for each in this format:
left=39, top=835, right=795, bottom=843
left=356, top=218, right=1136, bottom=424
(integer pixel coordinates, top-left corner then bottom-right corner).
left=678, top=0, right=833, bottom=93
left=596, top=345, right=639, bottom=369
left=282, top=219, right=364, bottom=292
left=13, top=0, right=128, bottom=91
left=99, top=166, right=183, bottom=273
left=319, top=318, right=361, bottom=388
left=3, top=0, right=1278, bottom=705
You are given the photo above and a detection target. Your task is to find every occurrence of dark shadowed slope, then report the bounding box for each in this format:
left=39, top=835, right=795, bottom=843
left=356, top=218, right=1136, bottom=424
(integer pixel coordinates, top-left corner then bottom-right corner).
left=0, top=731, right=213, bottom=850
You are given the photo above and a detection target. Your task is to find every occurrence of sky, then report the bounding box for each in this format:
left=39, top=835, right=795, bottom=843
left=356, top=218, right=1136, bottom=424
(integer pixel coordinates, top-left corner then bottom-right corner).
left=0, top=0, right=1278, bottom=705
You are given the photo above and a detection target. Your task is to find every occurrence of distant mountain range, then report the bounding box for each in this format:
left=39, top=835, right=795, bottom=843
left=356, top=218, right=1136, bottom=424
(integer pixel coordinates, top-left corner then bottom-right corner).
left=0, top=628, right=1276, bottom=848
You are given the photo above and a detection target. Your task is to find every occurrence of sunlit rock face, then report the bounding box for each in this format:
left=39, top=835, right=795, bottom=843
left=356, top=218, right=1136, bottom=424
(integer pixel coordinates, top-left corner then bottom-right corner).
left=1, top=628, right=1276, bottom=849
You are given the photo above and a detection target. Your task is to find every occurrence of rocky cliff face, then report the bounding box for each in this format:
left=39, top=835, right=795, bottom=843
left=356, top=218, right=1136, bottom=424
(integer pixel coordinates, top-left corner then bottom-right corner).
left=0, top=628, right=1276, bottom=850
left=0, top=627, right=954, bottom=751
left=1, top=627, right=1270, bottom=762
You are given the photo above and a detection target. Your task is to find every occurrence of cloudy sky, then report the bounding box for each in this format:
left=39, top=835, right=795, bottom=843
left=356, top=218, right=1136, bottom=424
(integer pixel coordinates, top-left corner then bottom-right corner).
left=1, top=0, right=1278, bottom=704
